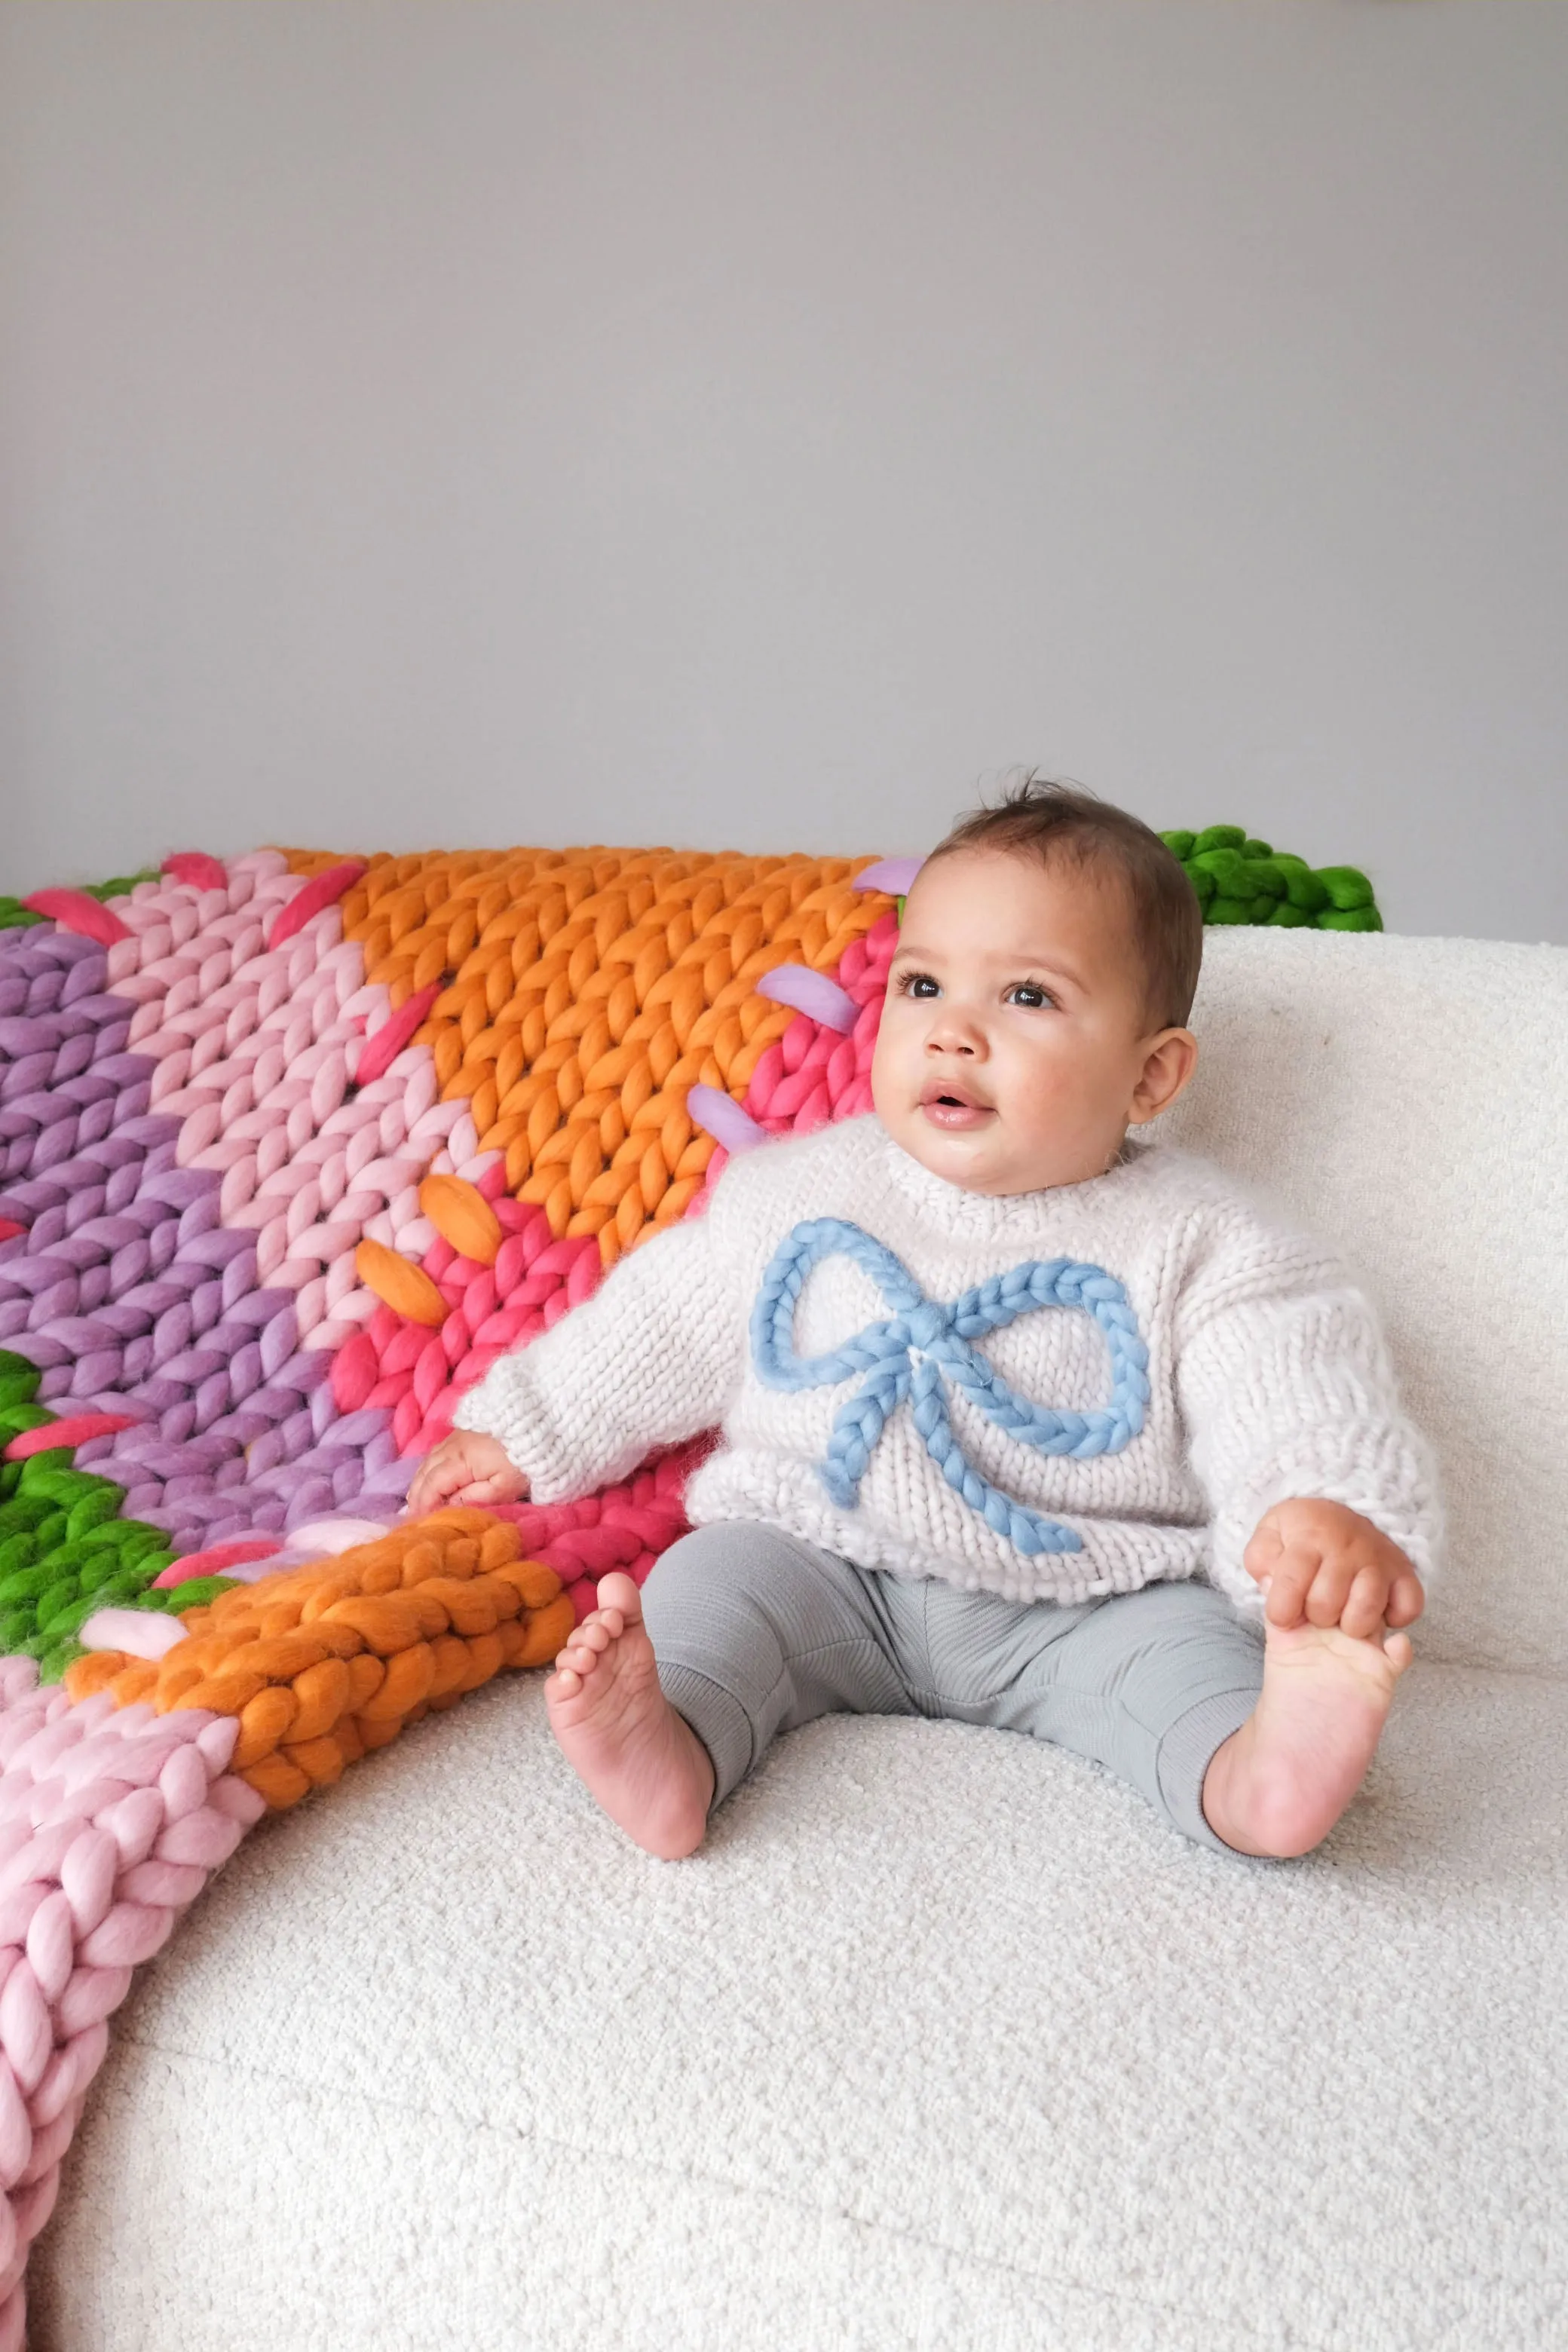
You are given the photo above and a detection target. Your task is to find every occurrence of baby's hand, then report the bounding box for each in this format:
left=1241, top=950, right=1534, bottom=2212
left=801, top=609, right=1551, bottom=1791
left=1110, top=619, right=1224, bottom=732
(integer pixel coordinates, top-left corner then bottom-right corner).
left=1244, top=1498, right=1424, bottom=1640
left=406, top=1429, right=528, bottom=1517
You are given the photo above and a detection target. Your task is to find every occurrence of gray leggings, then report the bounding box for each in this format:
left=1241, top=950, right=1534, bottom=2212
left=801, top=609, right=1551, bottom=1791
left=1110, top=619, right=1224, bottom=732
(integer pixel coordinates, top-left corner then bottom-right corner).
left=641, top=1521, right=1266, bottom=1854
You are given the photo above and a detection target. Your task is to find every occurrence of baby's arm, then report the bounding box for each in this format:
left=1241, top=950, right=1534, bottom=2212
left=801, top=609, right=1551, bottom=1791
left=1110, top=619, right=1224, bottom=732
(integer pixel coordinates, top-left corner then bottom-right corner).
left=1174, top=1202, right=1441, bottom=1628
left=412, top=1201, right=744, bottom=1513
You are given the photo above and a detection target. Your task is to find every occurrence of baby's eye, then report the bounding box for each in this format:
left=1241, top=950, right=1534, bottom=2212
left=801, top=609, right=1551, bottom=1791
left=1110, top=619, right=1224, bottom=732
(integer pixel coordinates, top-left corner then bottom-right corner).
left=1006, top=981, right=1056, bottom=1011
left=896, top=970, right=941, bottom=1000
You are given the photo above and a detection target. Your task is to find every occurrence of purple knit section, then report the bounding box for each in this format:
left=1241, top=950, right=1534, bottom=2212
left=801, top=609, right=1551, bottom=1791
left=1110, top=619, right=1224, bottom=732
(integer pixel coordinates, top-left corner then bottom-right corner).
left=0, top=924, right=401, bottom=1551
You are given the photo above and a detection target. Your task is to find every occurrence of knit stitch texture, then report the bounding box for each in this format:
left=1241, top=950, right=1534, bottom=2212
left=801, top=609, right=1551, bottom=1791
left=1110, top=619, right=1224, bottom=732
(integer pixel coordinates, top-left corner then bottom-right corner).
left=455, top=1116, right=1440, bottom=1610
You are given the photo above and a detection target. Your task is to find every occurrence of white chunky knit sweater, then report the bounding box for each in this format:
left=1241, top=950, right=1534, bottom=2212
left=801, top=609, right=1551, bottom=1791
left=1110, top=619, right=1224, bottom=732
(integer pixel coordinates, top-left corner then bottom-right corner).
left=455, top=1116, right=1439, bottom=1611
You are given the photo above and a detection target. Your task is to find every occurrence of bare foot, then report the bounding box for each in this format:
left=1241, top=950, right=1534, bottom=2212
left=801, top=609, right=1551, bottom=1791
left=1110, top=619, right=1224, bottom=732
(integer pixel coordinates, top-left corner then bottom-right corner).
left=545, top=1573, right=715, bottom=1859
left=1202, top=1619, right=1413, bottom=1858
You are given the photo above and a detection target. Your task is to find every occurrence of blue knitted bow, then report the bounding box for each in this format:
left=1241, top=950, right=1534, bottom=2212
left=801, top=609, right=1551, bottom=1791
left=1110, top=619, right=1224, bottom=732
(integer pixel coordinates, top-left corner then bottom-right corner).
left=749, top=1217, right=1150, bottom=1556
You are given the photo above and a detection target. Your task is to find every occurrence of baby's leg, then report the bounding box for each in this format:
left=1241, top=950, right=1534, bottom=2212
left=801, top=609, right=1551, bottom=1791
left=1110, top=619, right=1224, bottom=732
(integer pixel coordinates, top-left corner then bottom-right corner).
left=931, top=1576, right=1404, bottom=1858
left=924, top=1577, right=1266, bottom=1856
left=547, top=1524, right=911, bottom=1858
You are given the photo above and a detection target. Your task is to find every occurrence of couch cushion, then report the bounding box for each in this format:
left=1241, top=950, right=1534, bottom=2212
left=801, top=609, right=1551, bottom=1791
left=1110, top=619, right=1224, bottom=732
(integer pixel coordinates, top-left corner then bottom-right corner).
left=1167, top=929, right=1568, bottom=1674
left=33, top=1664, right=1568, bottom=2352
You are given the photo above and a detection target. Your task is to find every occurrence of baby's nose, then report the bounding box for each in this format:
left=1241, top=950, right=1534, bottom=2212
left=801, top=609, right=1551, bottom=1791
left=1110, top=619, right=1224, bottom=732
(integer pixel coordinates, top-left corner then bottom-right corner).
left=926, top=1003, right=985, bottom=1053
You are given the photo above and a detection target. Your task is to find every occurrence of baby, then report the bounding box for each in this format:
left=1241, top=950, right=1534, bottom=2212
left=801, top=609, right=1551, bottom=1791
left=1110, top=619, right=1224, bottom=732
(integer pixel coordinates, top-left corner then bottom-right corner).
left=408, top=782, right=1435, bottom=1863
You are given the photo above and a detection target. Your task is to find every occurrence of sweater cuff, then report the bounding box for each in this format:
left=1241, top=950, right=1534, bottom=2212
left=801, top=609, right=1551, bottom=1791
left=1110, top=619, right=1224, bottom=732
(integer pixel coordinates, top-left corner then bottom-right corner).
left=450, top=1358, right=582, bottom=1506
left=1208, top=1428, right=1441, bottom=1609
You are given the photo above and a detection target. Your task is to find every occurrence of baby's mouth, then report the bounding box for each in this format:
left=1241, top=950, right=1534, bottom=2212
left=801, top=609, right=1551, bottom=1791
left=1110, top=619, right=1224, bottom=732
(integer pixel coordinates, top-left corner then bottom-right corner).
left=918, top=1081, right=994, bottom=1132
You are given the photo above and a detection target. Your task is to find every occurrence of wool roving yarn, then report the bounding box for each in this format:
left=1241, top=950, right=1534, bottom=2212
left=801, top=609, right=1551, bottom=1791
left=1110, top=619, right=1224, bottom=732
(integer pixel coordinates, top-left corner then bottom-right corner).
left=1, top=845, right=913, bottom=1697
left=1159, top=827, right=1381, bottom=930
left=0, top=1655, right=262, bottom=2352
left=66, top=1506, right=575, bottom=1810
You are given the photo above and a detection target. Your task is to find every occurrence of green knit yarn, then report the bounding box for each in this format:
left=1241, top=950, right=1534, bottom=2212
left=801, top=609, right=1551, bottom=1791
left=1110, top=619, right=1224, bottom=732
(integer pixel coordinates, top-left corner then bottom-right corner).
left=84, top=868, right=161, bottom=902
left=0, top=1351, right=188, bottom=1680
left=1159, top=827, right=1382, bottom=932
left=161, top=1575, right=241, bottom=1612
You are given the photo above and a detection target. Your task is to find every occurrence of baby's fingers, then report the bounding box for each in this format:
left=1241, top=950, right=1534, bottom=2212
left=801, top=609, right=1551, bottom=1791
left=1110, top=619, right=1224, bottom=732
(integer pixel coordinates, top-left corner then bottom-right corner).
left=1386, top=1570, right=1426, bottom=1629
left=1302, top=1556, right=1358, bottom=1629
left=1243, top=1517, right=1285, bottom=1586
left=407, top=1456, right=459, bottom=1514
left=454, top=1470, right=520, bottom=1504
left=1261, top=1548, right=1321, bottom=1628
left=1340, top=1564, right=1392, bottom=1640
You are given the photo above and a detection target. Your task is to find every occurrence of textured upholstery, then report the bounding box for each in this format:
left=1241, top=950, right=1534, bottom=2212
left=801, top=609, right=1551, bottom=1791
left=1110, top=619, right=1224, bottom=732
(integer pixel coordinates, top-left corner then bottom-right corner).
left=32, top=925, right=1568, bottom=2351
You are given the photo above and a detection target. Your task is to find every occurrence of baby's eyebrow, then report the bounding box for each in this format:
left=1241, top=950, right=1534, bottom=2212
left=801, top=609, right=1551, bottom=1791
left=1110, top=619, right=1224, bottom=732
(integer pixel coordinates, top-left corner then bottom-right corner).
left=893, top=941, right=1088, bottom=992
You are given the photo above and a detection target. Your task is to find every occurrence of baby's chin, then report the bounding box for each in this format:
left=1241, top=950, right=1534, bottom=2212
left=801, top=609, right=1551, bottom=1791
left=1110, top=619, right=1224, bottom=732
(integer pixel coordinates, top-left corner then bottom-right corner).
left=884, top=1105, right=1071, bottom=1197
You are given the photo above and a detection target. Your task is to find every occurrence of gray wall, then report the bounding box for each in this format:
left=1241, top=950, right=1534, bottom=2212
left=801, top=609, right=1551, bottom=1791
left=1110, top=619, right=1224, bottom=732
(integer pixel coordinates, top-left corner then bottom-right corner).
left=3, top=0, right=1565, bottom=941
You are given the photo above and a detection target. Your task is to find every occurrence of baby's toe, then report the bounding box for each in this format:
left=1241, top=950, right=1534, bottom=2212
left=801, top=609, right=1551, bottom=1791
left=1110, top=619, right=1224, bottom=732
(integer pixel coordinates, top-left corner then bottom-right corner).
left=596, top=1571, right=642, bottom=1617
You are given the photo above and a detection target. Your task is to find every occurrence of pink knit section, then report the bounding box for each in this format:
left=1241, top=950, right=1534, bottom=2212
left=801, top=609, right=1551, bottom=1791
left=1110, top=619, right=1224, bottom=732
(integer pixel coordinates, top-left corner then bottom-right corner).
left=160, top=853, right=230, bottom=894
left=17, top=893, right=131, bottom=949
left=2, top=1415, right=135, bottom=1462
left=742, top=911, right=895, bottom=1135
left=692, top=908, right=897, bottom=1207
left=487, top=1444, right=705, bottom=1623
left=101, top=854, right=498, bottom=1355
left=265, top=860, right=367, bottom=954
left=0, top=1658, right=263, bottom=2349
left=320, top=1164, right=672, bottom=1618
left=328, top=1162, right=601, bottom=1460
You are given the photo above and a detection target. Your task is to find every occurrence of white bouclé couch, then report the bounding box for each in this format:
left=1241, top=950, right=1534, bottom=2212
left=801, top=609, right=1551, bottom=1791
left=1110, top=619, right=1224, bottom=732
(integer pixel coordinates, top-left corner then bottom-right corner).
left=30, top=927, right=1568, bottom=2350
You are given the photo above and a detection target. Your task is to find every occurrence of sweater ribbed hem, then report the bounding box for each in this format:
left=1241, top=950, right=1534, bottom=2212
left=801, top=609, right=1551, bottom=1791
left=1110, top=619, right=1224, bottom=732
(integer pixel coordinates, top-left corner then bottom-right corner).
left=684, top=1457, right=1213, bottom=1610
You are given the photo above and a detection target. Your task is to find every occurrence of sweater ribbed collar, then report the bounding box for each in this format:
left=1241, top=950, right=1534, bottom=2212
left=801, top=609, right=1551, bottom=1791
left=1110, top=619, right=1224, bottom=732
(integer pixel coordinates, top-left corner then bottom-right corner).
left=875, top=1121, right=1156, bottom=1239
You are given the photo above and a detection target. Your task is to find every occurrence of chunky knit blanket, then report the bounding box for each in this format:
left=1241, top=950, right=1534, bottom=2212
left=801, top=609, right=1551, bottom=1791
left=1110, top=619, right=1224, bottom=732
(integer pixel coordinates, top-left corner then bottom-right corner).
left=0, top=826, right=1377, bottom=2344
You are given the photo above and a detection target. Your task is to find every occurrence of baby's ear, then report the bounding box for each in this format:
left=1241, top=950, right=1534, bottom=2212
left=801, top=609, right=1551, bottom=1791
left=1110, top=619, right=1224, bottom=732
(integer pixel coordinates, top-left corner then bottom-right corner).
left=1130, top=1027, right=1198, bottom=1123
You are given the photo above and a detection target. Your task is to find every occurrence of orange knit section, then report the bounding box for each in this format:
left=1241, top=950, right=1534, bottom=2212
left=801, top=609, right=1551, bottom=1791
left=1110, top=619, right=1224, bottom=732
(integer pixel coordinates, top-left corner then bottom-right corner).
left=277, top=844, right=892, bottom=1268
left=63, top=1510, right=576, bottom=1811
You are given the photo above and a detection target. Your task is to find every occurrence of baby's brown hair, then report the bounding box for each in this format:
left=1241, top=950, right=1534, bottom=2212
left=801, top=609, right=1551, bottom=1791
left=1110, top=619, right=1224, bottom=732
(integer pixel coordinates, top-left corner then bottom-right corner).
left=922, top=776, right=1204, bottom=1031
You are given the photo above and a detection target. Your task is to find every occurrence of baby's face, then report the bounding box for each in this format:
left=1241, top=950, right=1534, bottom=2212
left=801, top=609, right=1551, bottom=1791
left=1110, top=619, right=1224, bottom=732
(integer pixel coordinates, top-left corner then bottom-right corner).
left=871, top=848, right=1193, bottom=1196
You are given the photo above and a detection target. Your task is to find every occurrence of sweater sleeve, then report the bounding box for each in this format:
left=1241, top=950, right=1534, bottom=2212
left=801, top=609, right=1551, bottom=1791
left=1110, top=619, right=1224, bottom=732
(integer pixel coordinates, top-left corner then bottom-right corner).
left=1173, top=1200, right=1442, bottom=1612
left=451, top=1202, right=743, bottom=1505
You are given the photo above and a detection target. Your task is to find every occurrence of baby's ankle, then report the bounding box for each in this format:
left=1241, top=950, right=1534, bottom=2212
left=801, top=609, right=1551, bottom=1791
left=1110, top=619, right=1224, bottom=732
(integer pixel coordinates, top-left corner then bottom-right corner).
left=1202, top=1620, right=1405, bottom=1857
